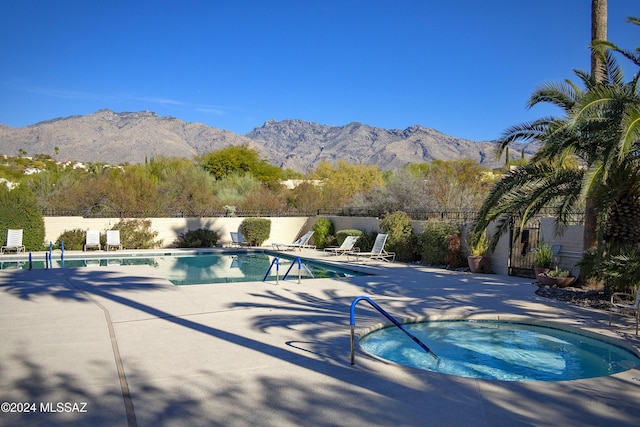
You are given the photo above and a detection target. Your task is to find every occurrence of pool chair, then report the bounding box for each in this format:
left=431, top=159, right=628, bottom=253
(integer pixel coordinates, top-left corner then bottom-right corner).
left=272, top=230, right=316, bottom=251
left=346, top=233, right=395, bottom=262
left=324, top=235, right=360, bottom=256
left=105, top=230, right=123, bottom=251
left=1, top=229, right=26, bottom=254
left=230, top=231, right=251, bottom=247
left=609, top=287, right=640, bottom=335
left=84, top=230, right=101, bottom=251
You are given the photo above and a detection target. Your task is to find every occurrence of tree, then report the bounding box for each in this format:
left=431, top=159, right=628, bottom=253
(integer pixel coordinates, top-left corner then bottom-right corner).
left=473, top=49, right=639, bottom=251
left=583, top=0, right=608, bottom=249
left=310, top=160, right=383, bottom=207
left=198, top=146, right=282, bottom=185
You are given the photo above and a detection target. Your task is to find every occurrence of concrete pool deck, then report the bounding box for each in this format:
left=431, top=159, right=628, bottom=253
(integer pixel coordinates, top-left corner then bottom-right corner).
left=0, top=249, right=639, bottom=426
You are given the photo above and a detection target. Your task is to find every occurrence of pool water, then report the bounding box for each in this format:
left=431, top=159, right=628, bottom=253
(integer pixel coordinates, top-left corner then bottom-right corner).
left=359, top=320, right=640, bottom=381
left=0, top=252, right=366, bottom=285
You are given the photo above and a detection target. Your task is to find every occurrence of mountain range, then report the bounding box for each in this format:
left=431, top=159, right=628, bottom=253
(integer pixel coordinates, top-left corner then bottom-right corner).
left=0, top=109, right=536, bottom=173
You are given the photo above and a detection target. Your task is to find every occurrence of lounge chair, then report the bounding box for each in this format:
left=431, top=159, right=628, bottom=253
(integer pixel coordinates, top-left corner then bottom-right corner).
left=230, top=231, right=251, bottom=247
left=84, top=230, right=101, bottom=251
left=346, top=233, right=395, bottom=262
left=324, top=235, right=360, bottom=256
left=105, top=230, right=123, bottom=251
left=272, top=230, right=315, bottom=251
left=609, top=287, right=640, bottom=335
left=1, top=229, right=26, bottom=254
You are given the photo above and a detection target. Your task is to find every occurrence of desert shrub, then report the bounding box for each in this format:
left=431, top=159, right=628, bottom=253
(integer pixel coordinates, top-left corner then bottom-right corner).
left=380, top=211, right=415, bottom=262
left=447, top=234, right=465, bottom=268
left=174, top=228, right=219, bottom=248
left=335, top=229, right=363, bottom=246
left=418, top=220, right=461, bottom=266
left=239, top=218, right=271, bottom=246
left=110, top=219, right=161, bottom=249
left=0, top=185, right=45, bottom=251
left=312, top=218, right=335, bottom=249
left=55, top=228, right=86, bottom=250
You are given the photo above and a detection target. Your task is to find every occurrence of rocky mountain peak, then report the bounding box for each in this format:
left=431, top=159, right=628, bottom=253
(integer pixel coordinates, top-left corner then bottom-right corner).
left=0, top=110, right=537, bottom=172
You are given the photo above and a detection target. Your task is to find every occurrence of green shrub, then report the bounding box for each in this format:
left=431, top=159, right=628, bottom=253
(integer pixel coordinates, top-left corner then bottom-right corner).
left=239, top=218, right=271, bottom=246
left=335, top=229, right=363, bottom=246
left=380, top=211, right=415, bottom=262
left=582, top=244, right=640, bottom=295
left=312, top=217, right=335, bottom=249
left=354, top=230, right=378, bottom=252
left=174, top=228, right=219, bottom=248
left=110, top=219, right=161, bottom=249
left=418, top=220, right=461, bottom=266
left=55, top=228, right=86, bottom=251
left=0, top=185, right=45, bottom=251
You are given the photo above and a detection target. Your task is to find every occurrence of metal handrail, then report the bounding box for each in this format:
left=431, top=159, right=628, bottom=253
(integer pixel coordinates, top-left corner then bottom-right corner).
left=262, top=257, right=280, bottom=283
left=283, top=257, right=306, bottom=283
left=349, top=295, right=438, bottom=365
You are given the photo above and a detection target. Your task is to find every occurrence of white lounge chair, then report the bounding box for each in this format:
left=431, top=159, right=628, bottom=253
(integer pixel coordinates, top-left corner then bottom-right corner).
left=230, top=231, right=251, bottom=247
left=609, top=287, right=640, bottom=335
left=105, top=230, right=123, bottom=251
left=324, top=235, right=360, bottom=256
left=84, top=230, right=101, bottom=251
left=346, top=233, right=395, bottom=262
left=1, top=229, right=26, bottom=254
left=272, top=230, right=315, bottom=251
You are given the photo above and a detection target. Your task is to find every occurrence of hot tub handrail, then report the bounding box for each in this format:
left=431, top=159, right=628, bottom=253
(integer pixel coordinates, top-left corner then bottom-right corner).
left=350, top=295, right=439, bottom=365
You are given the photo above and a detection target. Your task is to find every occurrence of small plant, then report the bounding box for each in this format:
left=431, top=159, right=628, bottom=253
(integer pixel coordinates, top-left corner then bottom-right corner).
left=545, top=266, right=571, bottom=278
left=174, top=228, right=219, bottom=248
left=239, top=218, right=271, bottom=246
left=469, top=232, right=489, bottom=257
left=535, top=242, right=553, bottom=268
left=223, top=205, right=236, bottom=217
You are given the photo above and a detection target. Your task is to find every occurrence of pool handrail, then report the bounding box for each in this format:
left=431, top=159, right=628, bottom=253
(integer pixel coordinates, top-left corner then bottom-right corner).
left=262, top=257, right=280, bottom=282
left=350, top=295, right=439, bottom=365
left=282, top=257, right=301, bottom=281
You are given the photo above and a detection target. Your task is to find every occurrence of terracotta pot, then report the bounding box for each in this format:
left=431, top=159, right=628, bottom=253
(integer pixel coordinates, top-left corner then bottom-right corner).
left=467, top=256, right=488, bottom=273
left=537, top=273, right=575, bottom=288
left=533, top=267, right=550, bottom=281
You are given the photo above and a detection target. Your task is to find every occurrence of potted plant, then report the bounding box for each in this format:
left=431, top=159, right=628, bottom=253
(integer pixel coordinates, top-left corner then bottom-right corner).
left=467, top=232, right=489, bottom=273
left=534, top=242, right=553, bottom=278
left=538, top=266, right=575, bottom=288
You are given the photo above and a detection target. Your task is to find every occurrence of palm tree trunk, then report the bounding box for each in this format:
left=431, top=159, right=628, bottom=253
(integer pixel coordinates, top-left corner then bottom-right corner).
left=591, top=0, right=608, bottom=84
left=583, top=0, right=608, bottom=250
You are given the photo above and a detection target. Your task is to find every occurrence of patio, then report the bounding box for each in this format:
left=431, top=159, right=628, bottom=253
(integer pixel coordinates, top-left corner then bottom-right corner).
left=0, top=252, right=639, bottom=426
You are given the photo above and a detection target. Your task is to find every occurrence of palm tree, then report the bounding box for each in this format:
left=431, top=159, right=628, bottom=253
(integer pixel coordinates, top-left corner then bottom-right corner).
left=472, top=46, right=640, bottom=251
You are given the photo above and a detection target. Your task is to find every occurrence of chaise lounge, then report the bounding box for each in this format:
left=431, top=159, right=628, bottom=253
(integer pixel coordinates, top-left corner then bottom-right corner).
left=272, top=230, right=315, bottom=251
left=346, top=233, right=395, bottom=262
left=1, top=229, right=26, bottom=254
left=324, top=235, right=360, bottom=256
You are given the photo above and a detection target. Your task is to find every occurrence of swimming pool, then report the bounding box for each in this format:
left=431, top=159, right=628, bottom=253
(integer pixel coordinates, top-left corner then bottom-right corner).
left=358, top=319, right=640, bottom=381
left=0, top=251, right=367, bottom=285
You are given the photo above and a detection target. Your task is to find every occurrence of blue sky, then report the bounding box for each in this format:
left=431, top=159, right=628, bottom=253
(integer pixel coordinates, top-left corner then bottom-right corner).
left=1, top=1, right=637, bottom=141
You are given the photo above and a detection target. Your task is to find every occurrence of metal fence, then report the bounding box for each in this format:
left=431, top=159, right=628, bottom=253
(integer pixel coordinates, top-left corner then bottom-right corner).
left=41, top=207, right=585, bottom=225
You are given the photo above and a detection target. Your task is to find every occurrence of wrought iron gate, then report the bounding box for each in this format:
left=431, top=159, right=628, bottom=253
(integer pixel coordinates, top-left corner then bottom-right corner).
left=508, top=221, right=540, bottom=278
